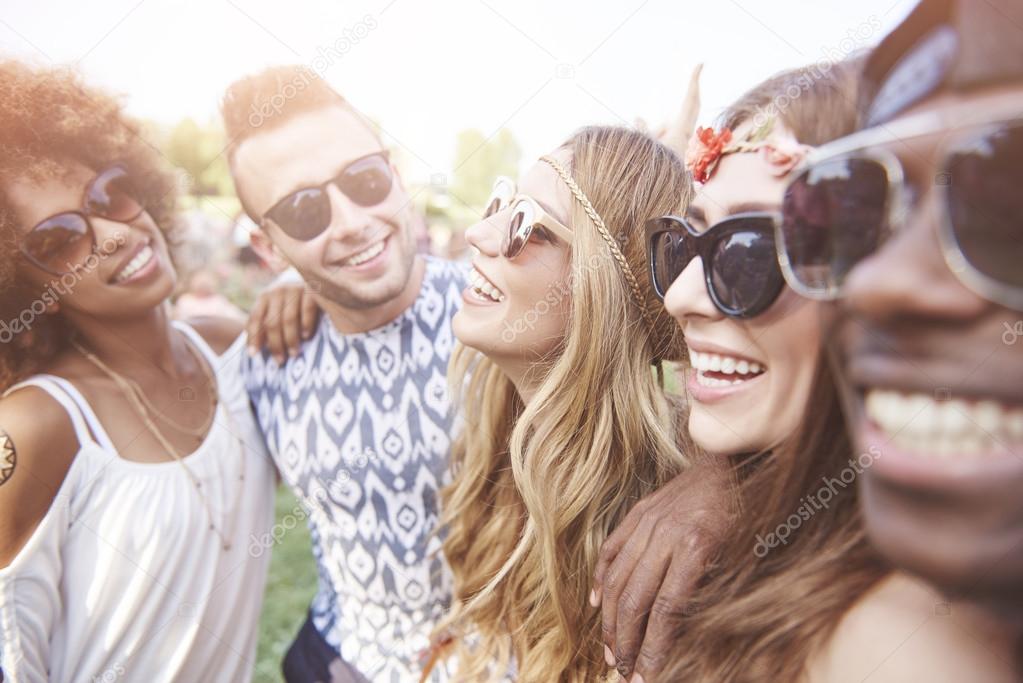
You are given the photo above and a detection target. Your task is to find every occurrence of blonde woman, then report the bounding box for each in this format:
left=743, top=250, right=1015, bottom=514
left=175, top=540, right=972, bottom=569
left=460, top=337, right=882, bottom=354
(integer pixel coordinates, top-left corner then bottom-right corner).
left=429, top=125, right=704, bottom=682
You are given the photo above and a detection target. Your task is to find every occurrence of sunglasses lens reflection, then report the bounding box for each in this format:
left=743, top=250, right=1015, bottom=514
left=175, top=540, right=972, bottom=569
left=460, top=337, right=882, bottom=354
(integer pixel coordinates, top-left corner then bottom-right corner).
left=945, top=123, right=1023, bottom=289
left=780, top=157, right=889, bottom=296
left=23, top=213, right=91, bottom=272
left=338, top=155, right=393, bottom=207
left=269, top=188, right=332, bottom=241
left=708, top=223, right=783, bottom=317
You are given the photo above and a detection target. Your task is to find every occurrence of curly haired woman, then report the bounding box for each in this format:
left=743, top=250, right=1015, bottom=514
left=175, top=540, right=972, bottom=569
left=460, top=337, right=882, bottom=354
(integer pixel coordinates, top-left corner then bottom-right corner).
left=0, top=61, right=276, bottom=682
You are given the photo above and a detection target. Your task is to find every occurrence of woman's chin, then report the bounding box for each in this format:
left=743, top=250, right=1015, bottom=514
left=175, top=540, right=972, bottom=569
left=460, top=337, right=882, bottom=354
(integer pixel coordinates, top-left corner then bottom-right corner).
left=690, top=412, right=761, bottom=456
left=452, top=314, right=492, bottom=356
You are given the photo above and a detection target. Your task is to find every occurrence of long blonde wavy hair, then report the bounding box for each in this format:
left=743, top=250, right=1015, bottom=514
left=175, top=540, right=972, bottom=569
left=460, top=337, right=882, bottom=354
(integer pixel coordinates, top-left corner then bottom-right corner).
left=437, top=126, right=696, bottom=682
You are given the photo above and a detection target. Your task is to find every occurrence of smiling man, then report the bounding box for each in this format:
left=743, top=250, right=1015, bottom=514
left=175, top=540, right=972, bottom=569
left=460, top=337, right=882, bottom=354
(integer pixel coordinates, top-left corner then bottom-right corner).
left=777, top=0, right=1023, bottom=672
left=222, top=66, right=464, bottom=682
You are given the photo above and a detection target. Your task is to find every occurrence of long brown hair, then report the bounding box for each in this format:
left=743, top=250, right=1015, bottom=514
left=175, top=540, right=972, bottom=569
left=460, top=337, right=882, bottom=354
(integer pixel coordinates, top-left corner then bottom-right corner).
left=439, top=126, right=696, bottom=682
left=658, top=59, right=888, bottom=682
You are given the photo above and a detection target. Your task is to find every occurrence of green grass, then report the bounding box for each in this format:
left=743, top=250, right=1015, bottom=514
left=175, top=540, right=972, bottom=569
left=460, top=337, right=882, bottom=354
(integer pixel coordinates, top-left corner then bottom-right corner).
left=253, top=486, right=319, bottom=683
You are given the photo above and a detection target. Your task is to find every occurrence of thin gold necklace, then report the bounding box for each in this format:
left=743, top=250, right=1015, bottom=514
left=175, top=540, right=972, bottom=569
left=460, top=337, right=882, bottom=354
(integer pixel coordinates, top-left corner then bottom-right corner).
left=112, top=339, right=216, bottom=437
left=72, top=336, right=244, bottom=551
left=72, top=337, right=214, bottom=441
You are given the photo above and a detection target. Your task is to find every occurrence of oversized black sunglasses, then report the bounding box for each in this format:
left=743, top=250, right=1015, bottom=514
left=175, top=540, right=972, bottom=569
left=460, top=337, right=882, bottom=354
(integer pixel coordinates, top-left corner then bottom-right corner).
left=646, top=212, right=786, bottom=319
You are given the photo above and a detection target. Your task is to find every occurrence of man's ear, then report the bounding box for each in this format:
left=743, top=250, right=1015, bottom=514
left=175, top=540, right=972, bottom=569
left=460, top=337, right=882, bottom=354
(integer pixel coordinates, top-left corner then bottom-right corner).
left=249, top=228, right=292, bottom=273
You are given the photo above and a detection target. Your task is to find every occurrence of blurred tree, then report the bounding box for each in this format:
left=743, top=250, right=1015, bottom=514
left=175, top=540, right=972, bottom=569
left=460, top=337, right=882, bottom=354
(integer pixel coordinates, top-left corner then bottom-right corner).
left=449, top=128, right=521, bottom=212
left=161, top=118, right=234, bottom=197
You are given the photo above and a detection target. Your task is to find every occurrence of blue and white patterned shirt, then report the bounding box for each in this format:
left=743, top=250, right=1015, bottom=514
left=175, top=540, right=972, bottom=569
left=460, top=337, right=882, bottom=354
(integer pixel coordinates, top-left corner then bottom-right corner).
left=245, top=257, right=465, bottom=682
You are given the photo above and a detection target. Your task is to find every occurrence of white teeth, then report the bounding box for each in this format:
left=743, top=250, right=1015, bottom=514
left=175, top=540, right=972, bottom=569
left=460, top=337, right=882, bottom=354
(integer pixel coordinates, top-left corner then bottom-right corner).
left=689, top=350, right=766, bottom=392
left=690, top=350, right=766, bottom=377
left=941, top=400, right=970, bottom=434
left=974, top=401, right=1002, bottom=434
left=695, top=372, right=738, bottom=388
left=114, top=245, right=154, bottom=283
left=345, top=239, right=385, bottom=266
left=865, top=389, right=1023, bottom=459
left=467, top=267, right=505, bottom=303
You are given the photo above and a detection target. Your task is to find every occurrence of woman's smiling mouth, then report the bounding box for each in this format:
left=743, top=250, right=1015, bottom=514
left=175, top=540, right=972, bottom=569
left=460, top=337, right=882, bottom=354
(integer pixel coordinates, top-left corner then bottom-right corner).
left=684, top=344, right=769, bottom=403
left=466, top=266, right=506, bottom=303
left=690, top=350, right=766, bottom=388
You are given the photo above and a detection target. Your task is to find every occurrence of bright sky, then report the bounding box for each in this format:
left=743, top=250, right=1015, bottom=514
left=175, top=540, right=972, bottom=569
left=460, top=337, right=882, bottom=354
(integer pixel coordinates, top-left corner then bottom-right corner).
left=1, top=0, right=915, bottom=183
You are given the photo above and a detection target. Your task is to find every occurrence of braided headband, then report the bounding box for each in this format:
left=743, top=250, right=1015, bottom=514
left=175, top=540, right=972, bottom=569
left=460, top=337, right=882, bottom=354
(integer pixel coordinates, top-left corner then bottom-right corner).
left=539, top=155, right=658, bottom=336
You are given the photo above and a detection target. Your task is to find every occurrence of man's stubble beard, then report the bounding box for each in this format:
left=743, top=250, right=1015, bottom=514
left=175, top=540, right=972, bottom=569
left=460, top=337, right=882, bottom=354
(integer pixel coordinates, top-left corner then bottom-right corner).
left=303, top=227, right=418, bottom=311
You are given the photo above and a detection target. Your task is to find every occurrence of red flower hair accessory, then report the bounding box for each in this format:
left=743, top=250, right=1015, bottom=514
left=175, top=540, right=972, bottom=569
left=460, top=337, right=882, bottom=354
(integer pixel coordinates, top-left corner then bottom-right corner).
left=685, top=126, right=733, bottom=183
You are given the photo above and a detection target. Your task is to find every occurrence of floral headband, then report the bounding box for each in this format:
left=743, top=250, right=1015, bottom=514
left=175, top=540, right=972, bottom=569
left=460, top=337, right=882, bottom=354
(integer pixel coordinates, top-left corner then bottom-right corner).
left=684, top=114, right=814, bottom=183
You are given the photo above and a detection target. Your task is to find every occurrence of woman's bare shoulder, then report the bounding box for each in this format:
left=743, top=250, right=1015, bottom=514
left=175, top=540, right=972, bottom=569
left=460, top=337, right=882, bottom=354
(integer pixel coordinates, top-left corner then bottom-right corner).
left=0, top=383, right=81, bottom=566
left=806, top=572, right=1018, bottom=682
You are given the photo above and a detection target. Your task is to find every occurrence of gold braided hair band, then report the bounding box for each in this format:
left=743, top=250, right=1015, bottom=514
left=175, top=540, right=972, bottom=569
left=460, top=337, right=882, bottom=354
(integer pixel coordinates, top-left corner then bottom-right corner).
left=539, top=154, right=659, bottom=338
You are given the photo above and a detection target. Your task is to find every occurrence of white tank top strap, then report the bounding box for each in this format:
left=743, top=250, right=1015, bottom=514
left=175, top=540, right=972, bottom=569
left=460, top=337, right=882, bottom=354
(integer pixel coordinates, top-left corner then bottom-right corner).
left=2, top=374, right=113, bottom=452
left=173, top=320, right=220, bottom=367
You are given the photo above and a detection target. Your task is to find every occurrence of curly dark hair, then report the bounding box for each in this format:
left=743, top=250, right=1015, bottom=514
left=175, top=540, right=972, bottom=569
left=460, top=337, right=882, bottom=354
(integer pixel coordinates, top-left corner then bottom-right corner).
left=0, top=60, right=181, bottom=390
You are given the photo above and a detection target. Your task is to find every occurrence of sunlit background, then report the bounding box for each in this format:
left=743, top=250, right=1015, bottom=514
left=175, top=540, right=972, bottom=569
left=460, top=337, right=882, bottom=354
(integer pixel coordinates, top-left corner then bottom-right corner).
left=3, top=0, right=914, bottom=185
left=1, top=1, right=916, bottom=679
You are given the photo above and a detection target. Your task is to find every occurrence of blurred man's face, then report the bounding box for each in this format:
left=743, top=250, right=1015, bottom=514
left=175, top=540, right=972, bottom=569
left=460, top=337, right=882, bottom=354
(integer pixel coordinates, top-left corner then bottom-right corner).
left=829, top=83, right=1023, bottom=618
left=232, top=104, right=418, bottom=310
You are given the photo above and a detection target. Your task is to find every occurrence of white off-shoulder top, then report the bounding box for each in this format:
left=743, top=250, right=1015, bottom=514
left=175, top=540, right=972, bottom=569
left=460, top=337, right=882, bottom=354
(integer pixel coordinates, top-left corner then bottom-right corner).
left=0, top=324, right=276, bottom=683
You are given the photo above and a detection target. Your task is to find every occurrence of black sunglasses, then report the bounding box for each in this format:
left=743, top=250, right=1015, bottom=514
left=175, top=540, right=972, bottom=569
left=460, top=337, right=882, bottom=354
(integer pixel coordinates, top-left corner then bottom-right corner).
left=261, top=151, right=393, bottom=241
left=646, top=212, right=786, bottom=319
left=20, top=164, right=143, bottom=275
left=778, top=112, right=1023, bottom=311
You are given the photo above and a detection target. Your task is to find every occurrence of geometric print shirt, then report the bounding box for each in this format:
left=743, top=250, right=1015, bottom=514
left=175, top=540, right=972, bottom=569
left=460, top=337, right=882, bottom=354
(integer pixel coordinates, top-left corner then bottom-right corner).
left=244, top=256, right=465, bottom=682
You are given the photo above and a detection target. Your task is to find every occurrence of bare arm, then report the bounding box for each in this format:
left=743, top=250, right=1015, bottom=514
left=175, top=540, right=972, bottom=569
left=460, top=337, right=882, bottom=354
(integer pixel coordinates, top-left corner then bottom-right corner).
left=0, top=387, right=79, bottom=567
left=592, top=451, right=734, bottom=681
